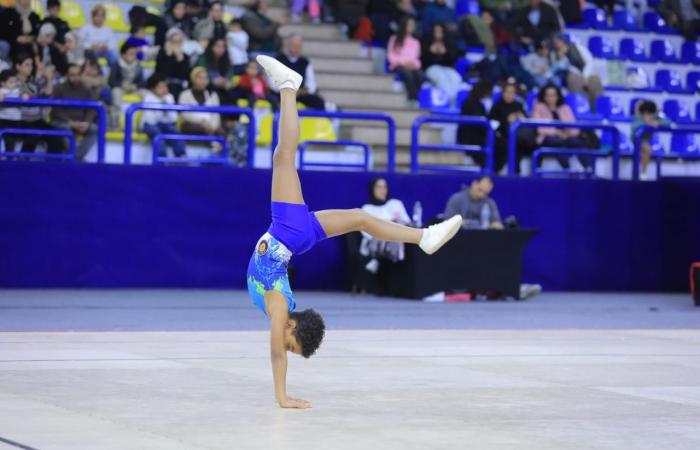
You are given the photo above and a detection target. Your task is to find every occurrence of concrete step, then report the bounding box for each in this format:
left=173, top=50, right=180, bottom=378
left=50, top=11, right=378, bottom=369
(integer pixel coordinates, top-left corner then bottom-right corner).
left=313, top=57, right=374, bottom=74
left=343, top=108, right=423, bottom=129
left=302, top=39, right=364, bottom=59
left=371, top=147, right=466, bottom=170
left=342, top=125, right=443, bottom=147
left=324, top=89, right=406, bottom=109
left=315, top=73, right=394, bottom=92
left=280, top=24, right=342, bottom=40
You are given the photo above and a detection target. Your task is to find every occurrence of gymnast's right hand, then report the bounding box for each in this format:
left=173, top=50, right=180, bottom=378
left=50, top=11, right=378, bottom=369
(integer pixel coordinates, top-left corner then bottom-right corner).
left=278, top=397, right=312, bottom=409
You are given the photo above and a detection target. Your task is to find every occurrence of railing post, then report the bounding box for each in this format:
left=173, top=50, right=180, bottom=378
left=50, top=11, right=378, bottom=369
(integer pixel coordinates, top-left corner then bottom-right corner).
left=96, top=103, right=107, bottom=163
left=124, top=104, right=136, bottom=164
left=611, top=126, right=620, bottom=180
left=485, top=126, right=495, bottom=175
left=410, top=116, right=423, bottom=173
left=386, top=116, right=396, bottom=173
left=507, top=122, right=519, bottom=176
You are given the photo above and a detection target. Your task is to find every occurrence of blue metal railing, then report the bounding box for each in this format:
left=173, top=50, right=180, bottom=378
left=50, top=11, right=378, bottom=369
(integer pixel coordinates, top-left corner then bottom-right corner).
left=298, top=140, right=371, bottom=171
left=532, top=148, right=609, bottom=177
left=270, top=110, right=397, bottom=172
left=151, top=134, right=228, bottom=165
left=632, top=125, right=700, bottom=180
left=410, top=115, right=494, bottom=173
left=508, top=120, right=621, bottom=179
left=0, top=98, right=107, bottom=162
left=124, top=104, right=255, bottom=165
left=0, top=128, right=76, bottom=160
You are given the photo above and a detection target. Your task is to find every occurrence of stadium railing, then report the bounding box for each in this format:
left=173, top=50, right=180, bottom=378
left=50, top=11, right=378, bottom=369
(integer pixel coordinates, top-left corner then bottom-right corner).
left=410, top=115, right=494, bottom=174
left=298, top=140, right=371, bottom=171
left=270, top=110, right=397, bottom=173
left=633, top=124, right=700, bottom=180
left=0, top=98, right=107, bottom=162
left=151, top=134, right=229, bottom=165
left=0, top=128, right=76, bottom=160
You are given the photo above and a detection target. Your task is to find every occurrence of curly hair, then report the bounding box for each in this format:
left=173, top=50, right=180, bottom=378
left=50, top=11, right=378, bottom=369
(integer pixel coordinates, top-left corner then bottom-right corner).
left=289, top=309, right=325, bottom=358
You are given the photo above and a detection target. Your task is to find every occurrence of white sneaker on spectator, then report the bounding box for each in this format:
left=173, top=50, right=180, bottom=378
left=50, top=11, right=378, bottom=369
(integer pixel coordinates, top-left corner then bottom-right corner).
left=256, top=55, right=303, bottom=91
left=418, top=215, right=463, bottom=255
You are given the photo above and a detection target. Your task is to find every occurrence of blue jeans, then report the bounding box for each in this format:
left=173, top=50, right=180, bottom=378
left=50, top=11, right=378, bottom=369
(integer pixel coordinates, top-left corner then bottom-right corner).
left=143, top=122, right=186, bottom=157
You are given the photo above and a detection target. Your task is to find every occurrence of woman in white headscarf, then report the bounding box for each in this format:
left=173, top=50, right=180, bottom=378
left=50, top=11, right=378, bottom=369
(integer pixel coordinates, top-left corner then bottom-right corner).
left=35, top=22, right=68, bottom=76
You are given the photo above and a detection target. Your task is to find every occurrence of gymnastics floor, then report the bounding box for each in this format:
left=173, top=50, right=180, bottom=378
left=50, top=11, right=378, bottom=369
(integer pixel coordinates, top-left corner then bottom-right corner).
left=0, top=290, right=699, bottom=450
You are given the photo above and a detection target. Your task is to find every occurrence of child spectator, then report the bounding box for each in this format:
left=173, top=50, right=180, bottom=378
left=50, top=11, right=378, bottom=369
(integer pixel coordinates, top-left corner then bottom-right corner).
left=81, top=57, right=110, bottom=104
left=80, top=4, right=117, bottom=66
left=237, top=60, right=279, bottom=110
left=43, top=0, right=70, bottom=46
left=0, top=68, right=30, bottom=152
left=520, top=40, right=554, bottom=88
left=387, top=16, right=423, bottom=106
left=108, top=42, right=145, bottom=105
left=126, top=24, right=159, bottom=61
left=141, top=73, right=186, bottom=158
left=226, top=19, right=249, bottom=74
left=632, top=100, right=669, bottom=180
left=64, top=31, right=85, bottom=66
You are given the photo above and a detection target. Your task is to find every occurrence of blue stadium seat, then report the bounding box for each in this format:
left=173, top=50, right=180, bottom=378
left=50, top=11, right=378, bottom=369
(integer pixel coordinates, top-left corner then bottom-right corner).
left=671, top=133, right=700, bottom=154
left=655, top=69, right=689, bottom=93
left=455, top=57, right=470, bottom=78
left=687, top=71, right=700, bottom=93
left=643, top=11, right=675, bottom=34
left=650, top=39, right=679, bottom=63
left=681, top=41, right=700, bottom=64
left=613, top=10, right=642, bottom=31
left=588, top=36, right=616, bottom=59
left=565, top=92, right=602, bottom=120
left=525, top=91, right=538, bottom=113
left=619, top=38, right=648, bottom=62
left=419, top=86, right=451, bottom=111
left=596, top=95, right=630, bottom=121
left=696, top=102, right=700, bottom=122
left=582, top=8, right=609, bottom=29
left=601, top=129, right=633, bottom=154
left=663, top=99, right=692, bottom=123
left=455, top=0, right=479, bottom=17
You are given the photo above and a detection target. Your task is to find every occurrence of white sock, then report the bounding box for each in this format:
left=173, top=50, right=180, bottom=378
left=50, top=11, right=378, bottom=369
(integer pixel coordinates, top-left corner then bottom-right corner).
left=418, top=229, right=428, bottom=247
left=279, top=82, right=297, bottom=92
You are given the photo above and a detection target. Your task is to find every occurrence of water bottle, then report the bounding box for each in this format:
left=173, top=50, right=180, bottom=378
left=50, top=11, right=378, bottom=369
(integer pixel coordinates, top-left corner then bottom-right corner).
left=480, top=204, right=490, bottom=229
left=412, top=201, right=423, bottom=228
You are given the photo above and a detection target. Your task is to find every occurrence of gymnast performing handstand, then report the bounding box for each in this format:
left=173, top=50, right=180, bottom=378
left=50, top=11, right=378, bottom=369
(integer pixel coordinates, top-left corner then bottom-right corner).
left=247, top=55, right=463, bottom=409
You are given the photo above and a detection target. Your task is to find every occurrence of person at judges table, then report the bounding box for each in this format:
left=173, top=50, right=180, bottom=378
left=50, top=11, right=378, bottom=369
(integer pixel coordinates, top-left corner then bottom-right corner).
left=444, top=175, right=504, bottom=230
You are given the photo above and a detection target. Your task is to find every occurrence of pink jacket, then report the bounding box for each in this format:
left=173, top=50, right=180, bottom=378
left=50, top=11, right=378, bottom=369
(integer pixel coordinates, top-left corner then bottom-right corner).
left=387, top=35, right=421, bottom=71
left=531, top=102, right=580, bottom=144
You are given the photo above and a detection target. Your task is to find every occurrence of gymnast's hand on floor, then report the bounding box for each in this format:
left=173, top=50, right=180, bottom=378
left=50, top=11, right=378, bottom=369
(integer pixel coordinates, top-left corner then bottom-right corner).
left=278, top=397, right=312, bottom=409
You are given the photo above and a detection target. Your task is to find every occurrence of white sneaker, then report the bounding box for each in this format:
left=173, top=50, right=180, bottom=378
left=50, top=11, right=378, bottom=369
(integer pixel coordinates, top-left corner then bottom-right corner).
left=418, top=215, right=463, bottom=255
left=256, top=55, right=303, bottom=91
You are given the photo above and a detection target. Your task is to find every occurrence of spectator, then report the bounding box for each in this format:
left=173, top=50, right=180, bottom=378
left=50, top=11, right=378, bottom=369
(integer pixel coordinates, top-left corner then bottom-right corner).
left=35, top=23, right=68, bottom=76
left=459, top=10, right=496, bottom=50
left=511, top=0, right=560, bottom=47
left=276, top=34, right=326, bottom=110
left=488, top=80, right=535, bottom=173
left=658, top=0, right=700, bottom=40
left=237, top=60, right=279, bottom=109
left=64, top=31, right=85, bottom=66
left=196, top=37, right=238, bottom=106
left=457, top=80, right=493, bottom=168
left=420, top=0, right=457, bottom=38
left=241, top=0, right=283, bottom=54
left=108, top=42, right=145, bottom=106
left=141, top=73, right=186, bottom=158
left=165, top=0, right=195, bottom=37
left=388, top=16, right=423, bottom=106
left=444, top=175, right=503, bottom=229
left=481, top=0, right=529, bottom=23
left=0, top=0, right=41, bottom=59
left=632, top=100, right=669, bottom=180
left=178, top=66, right=228, bottom=140
left=367, top=0, right=402, bottom=45
left=290, top=0, right=323, bottom=23
left=125, top=24, right=159, bottom=61
left=43, top=0, right=70, bottom=46
left=81, top=57, right=110, bottom=104
left=14, top=52, right=65, bottom=154
left=333, top=0, right=371, bottom=40
left=156, top=28, right=192, bottom=100
left=80, top=4, right=117, bottom=66
left=550, top=33, right=602, bottom=113
left=128, top=5, right=168, bottom=47
left=193, top=1, right=227, bottom=44
left=0, top=68, right=31, bottom=152
left=520, top=39, right=554, bottom=88
left=227, top=18, right=249, bottom=74
left=531, top=83, right=586, bottom=169
left=422, top=22, right=461, bottom=104
left=51, top=63, right=98, bottom=161
left=186, top=0, right=206, bottom=28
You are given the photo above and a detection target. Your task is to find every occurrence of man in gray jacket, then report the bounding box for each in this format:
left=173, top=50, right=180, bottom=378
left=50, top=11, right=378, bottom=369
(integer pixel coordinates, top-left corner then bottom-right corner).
left=444, top=175, right=504, bottom=230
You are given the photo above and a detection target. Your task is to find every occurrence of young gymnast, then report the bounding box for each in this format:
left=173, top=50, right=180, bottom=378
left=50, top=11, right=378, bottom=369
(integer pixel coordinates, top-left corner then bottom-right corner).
left=247, top=55, right=463, bottom=409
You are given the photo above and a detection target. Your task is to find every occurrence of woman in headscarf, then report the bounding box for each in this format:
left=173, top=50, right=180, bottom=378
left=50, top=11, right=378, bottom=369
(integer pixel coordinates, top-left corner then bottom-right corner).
left=0, top=0, right=41, bottom=59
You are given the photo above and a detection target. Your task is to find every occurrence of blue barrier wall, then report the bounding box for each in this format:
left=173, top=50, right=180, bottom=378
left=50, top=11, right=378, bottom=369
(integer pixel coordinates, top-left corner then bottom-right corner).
left=1, top=161, right=698, bottom=291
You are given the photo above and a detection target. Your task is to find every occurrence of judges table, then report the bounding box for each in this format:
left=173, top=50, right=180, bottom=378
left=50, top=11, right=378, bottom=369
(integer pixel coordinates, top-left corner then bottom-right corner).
left=384, top=229, right=538, bottom=300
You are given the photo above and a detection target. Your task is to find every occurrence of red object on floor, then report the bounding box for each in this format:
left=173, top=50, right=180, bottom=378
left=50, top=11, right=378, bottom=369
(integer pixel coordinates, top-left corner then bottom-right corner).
left=445, top=293, right=472, bottom=302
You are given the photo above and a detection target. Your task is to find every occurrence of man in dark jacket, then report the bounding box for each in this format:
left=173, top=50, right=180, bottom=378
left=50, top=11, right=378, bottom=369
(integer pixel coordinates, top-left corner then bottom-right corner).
left=511, top=0, right=560, bottom=46
left=241, top=0, right=283, bottom=53
left=43, top=0, right=71, bottom=44
left=657, top=0, right=700, bottom=40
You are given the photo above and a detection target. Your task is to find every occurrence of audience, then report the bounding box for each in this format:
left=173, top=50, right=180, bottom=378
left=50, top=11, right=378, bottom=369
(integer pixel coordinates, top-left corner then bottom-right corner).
left=64, top=31, right=85, bottom=66
left=108, top=42, right=145, bottom=106
left=457, top=80, right=493, bottom=168
left=35, top=23, right=68, bottom=77
left=80, top=4, right=117, bottom=66
left=237, top=60, right=279, bottom=110
left=632, top=100, right=669, bottom=180
left=193, top=1, right=227, bottom=44
left=550, top=33, right=602, bottom=113
left=520, top=39, right=554, bottom=88
left=444, top=175, right=503, bottom=230
left=43, top=0, right=70, bottom=46
left=226, top=19, right=249, bottom=74
left=290, top=0, right=322, bottom=24
left=178, top=67, right=228, bottom=141
left=196, top=37, right=238, bottom=107
left=165, top=0, right=195, bottom=37
left=0, top=0, right=41, bottom=60
left=125, top=24, right=159, bottom=62
left=276, top=34, right=326, bottom=110
left=51, top=63, right=98, bottom=160
left=0, top=68, right=30, bottom=152
left=81, top=57, right=110, bottom=104
left=141, top=73, right=186, bottom=159
left=241, top=0, right=283, bottom=54
left=658, top=0, right=700, bottom=40
left=489, top=81, right=535, bottom=173
left=388, top=16, right=423, bottom=106
left=156, top=28, right=192, bottom=99
left=422, top=22, right=461, bottom=104
left=512, top=0, right=560, bottom=47
left=420, top=0, right=457, bottom=38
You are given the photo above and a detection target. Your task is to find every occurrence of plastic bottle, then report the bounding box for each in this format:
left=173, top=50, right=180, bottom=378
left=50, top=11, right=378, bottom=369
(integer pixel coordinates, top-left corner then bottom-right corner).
left=480, top=204, right=490, bottom=229
left=412, top=201, right=423, bottom=228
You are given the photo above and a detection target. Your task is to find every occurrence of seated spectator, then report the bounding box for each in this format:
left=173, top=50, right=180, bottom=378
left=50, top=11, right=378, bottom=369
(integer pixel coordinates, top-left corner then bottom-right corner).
left=237, top=60, right=279, bottom=110
left=388, top=16, right=423, bottom=106
left=422, top=22, right=461, bottom=104
left=420, top=0, right=457, bottom=38
left=444, top=175, right=503, bottom=229
left=550, top=33, right=602, bottom=113
left=511, top=0, right=560, bottom=47
left=0, top=0, right=41, bottom=60
left=81, top=57, right=110, bottom=104
left=241, top=0, right=283, bottom=54
left=178, top=66, right=228, bottom=141
left=141, top=73, right=186, bottom=159
left=196, top=37, right=238, bottom=107
left=193, top=1, right=227, bottom=44
left=367, top=0, right=403, bottom=45
left=108, top=42, right=145, bottom=106
left=457, top=80, right=493, bottom=168
left=481, top=0, right=529, bottom=23
left=290, top=0, right=322, bottom=23
left=165, top=0, right=195, bottom=38
left=531, top=83, right=586, bottom=169
left=35, top=23, right=68, bottom=76
left=126, top=24, right=160, bottom=61
left=632, top=100, right=669, bottom=180
left=276, top=34, right=326, bottom=110
left=80, top=4, right=117, bottom=66
left=128, top=5, right=168, bottom=47
left=156, top=28, right=192, bottom=100
left=14, top=53, right=65, bottom=154
left=43, top=0, right=70, bottom=46
left=489, top=80, right=535, bottom=173
left=64, top=31, right=85, bottom=66
left=658, top=0, right=700, bottom=40
left=227, top=19, right=249, bottom=74
left=0, top=68, right=31, bottom=152
left=51, top=63, right=98, bottom=161
left=459, top=10, right=496, bottom=51
left=520, top=39, right=554, bottom=88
